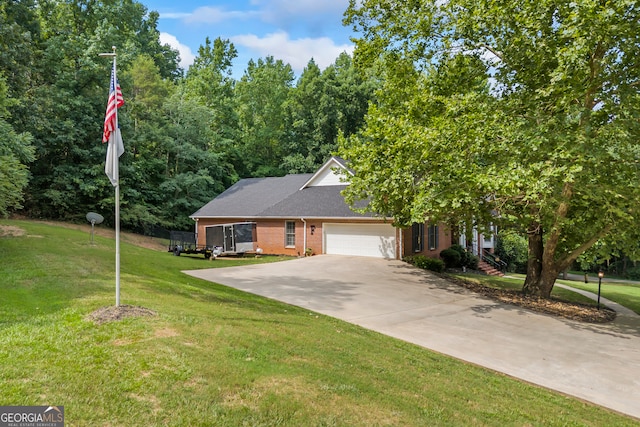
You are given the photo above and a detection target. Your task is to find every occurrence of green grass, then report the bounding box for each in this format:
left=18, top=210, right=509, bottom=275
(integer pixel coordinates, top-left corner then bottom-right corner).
left=450, top=271, right=640, bottom=315
left=448, top=273, right=602, bottom=307
left=556, top=278, right=640, bottom=315
left=1, top=220, right=638, bottom=426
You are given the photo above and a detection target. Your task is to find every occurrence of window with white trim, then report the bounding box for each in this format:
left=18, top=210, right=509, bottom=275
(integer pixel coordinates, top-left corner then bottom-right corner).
left=285, top=221, right=296, bottom=247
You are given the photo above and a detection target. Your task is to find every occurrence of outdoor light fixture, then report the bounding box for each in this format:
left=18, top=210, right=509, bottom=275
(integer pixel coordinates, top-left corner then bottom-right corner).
left=597, top=270, right=604, bottom=310
left=310, top=225, right=316, bottom=235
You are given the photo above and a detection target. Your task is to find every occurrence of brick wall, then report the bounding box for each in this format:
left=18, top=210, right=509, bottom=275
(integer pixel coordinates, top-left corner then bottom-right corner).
left=195, top=218, right=402, bottom=258
left=401, top=223, right=452, bottom=259
left=256, top=220, right=298, bottom=256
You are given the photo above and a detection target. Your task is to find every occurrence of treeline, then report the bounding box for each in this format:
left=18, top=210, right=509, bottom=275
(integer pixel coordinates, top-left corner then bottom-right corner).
left=1, top=1, right=376, bottom=231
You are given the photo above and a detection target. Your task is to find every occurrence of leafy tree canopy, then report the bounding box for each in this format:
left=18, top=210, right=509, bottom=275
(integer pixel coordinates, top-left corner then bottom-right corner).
left=0, top=75, right=35, bottom=216
left=1, top=1, right=377, bottom=234
left=341, top=0, right=640, bottom=297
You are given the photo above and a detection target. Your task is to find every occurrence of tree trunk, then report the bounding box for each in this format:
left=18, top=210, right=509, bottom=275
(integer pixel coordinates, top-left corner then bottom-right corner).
left=522, top=224, right=560, bottom=298
left=538, top=259, right=558, bottom=299
left=522, top=222, right=543, bottom=295
left=523, top=181, right=575, bottom=297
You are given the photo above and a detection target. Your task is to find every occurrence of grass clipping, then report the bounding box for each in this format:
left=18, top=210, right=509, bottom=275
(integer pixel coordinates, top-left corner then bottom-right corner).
left=445, top=275, right=617, bottom=323
left=87, top=305, right=157, bottom=325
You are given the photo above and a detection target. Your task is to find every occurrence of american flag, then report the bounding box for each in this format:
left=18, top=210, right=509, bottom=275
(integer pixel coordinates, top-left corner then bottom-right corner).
left=102, top=62, right=124, bottom=143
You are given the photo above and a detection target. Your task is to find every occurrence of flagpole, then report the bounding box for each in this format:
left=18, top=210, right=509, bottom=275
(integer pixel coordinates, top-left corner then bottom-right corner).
left=99, top=46, right=121, bottom=307
left=113, top=47, right=120, bottom=308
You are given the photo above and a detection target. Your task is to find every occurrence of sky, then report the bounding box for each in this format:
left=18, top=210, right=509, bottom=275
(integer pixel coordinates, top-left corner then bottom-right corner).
left=141, top=0, right=356, bottom=78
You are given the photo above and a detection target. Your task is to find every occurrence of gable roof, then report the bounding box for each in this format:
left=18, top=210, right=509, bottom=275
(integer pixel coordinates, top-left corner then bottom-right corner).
left=191, top=157, right=378, bottom=220
left=300, top=156, right=352, bottom=189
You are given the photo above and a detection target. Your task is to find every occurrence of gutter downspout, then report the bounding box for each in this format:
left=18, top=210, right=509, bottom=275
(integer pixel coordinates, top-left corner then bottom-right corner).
left=301, top=218, right=307, bottom=256
left=194, top=218, right=199, bottom=245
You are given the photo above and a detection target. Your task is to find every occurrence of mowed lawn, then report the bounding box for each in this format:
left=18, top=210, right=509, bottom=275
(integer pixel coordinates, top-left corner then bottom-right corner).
left=1, top=220, right=637, bottom=426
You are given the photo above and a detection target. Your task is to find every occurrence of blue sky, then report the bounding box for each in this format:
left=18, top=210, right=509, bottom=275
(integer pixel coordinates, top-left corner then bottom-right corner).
left=141, top=0, right=355, bottom=77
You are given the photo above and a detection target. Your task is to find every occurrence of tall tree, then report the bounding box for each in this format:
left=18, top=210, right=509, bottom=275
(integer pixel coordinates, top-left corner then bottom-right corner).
left=121, top=54, right=233, bottom=231
left=0, top=0, right=41, bottom=128
left=283, top=55, right=376, bottom=173
left=235, top=56, right=294, bottom=176
left=0, top=1, right=38, bottom=216
left=327, top=52, right=376, bottom=141
left=341, top=0, right=640, bottom=297
left=283, top=59, right=335, bottom=173
left=0, top=76, right=35, bottom=216
left=183, top=37, right=240, bottom=176
left=116, top=54, right=173, bottom=230
left=13, top=0, right=180, bottom=223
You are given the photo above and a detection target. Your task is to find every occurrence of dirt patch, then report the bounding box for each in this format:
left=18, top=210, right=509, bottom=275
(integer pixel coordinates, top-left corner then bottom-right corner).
left=128, top=393, right=161, bottom=415
left=154, top=327, right=179, bottom=338
left=444, top=274, right=617, bottom=323
left=0, top=225, right=26, bottom=237
left=86, top=305, right=157, bottom=325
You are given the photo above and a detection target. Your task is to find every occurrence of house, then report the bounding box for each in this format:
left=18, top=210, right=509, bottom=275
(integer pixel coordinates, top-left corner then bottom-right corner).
left=190, top=157, right=452, bottom=259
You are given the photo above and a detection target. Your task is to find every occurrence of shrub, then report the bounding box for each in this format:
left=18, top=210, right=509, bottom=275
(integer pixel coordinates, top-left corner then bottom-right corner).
left=467, top=254, right=479, bottom=270
left=406, top=255, right=445, bottom=273
left=440, top=248, right=462, bottom=268
left=449, top=244, right=470, bottom=266
left=624, top=266, right=640, bottom=280
left=495, top=230, right=528, bottom=273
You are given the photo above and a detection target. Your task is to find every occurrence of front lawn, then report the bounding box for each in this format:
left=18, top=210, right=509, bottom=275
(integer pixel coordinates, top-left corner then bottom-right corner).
left=1, top=220, right=636, bottom=426
left=556, top=277, right=640, bottom=315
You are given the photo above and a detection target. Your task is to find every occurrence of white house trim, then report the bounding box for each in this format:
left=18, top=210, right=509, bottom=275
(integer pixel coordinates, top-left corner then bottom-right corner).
left=300, top=157, right=353, bottom=189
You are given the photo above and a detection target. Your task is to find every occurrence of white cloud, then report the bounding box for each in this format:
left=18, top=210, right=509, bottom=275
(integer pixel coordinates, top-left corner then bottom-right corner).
left=159, top=32, right=196, bottom=69
left=159, top=2, right=348, bottom=24
left=232, top=31, right=353, bottom=73
left=251, top=0, right=348, bottom=16
left=159, top=12, right=191, bottom=19
left=159, top=6, right=258, bottom=24
left=252, top=0, right=349, bottom=35
left=183, top=6, right=259, bottom=24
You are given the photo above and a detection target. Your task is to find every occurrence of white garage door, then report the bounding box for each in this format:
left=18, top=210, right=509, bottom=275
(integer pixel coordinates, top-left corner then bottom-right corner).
left=324, top=223, right=396, bottom=259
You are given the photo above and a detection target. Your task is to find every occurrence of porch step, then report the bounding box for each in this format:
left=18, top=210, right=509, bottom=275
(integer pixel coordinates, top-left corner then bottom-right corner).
left=477, top=260, right=505, bottom=277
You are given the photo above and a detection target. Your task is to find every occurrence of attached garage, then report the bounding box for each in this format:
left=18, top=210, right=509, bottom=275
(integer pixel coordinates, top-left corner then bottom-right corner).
left=324, top=223, right=397, bottom=259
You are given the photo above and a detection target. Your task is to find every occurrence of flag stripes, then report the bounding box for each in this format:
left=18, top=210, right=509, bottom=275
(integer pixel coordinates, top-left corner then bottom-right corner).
left=102, top=62, right=124, bottom=143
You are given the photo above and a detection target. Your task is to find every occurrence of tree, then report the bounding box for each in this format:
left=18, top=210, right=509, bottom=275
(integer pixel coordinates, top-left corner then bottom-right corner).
left=183, top=37, right=240, bottom=176
left=283, top=59, right=335, bottom=172
left=341, top=0, right=640, bottom=297
left=0, top=76, right=34, bottom=216
left=327, top=52, right=376, bottom=142
left=10, top=0, right=181, bottom=224
left=0, top=0, right=41, bottom=126
left=235, top=56, right=294, bottom=176
left=160, top=91, right=232, bottom=229
left=121, top=55, right=233, bottom=231
left=283, top=55, right=375, bottom=173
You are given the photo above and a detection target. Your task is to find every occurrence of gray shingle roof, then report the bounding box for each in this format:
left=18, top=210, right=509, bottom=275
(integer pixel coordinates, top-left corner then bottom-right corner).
left=190, top=174, right=312, bottom=218
left=191, top=176, right=375, bottom=219
left=260, top=185, right=374, bottom=218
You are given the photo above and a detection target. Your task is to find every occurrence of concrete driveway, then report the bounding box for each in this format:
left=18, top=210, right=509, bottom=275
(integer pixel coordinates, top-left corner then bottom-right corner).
left=184, top=255, right=640, bottom=420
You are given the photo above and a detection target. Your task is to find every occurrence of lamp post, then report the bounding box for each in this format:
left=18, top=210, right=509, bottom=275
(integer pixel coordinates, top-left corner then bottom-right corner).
left=597, top=270, right=604, bottom=310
